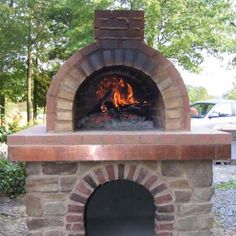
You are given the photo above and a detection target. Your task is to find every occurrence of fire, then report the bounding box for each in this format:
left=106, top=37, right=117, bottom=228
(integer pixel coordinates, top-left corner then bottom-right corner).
left=96, top=75, right=139, bottom=112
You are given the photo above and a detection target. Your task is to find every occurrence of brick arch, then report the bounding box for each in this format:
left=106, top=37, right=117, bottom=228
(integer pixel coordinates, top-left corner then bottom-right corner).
left=64, top=163, right=175, bottom=236
left=46, top=42, right=190, bottom=132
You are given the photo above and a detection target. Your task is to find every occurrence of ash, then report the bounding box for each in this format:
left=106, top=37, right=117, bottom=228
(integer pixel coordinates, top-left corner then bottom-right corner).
left=77, top=113, right=155, bottom=130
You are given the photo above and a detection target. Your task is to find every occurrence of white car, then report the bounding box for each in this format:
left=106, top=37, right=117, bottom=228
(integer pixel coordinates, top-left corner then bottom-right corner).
left=191, top=100, right=236, bottom=129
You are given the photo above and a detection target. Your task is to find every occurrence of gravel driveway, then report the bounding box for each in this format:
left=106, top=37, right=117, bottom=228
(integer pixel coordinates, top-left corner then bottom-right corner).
left=0, top=164, right=236, bottom=236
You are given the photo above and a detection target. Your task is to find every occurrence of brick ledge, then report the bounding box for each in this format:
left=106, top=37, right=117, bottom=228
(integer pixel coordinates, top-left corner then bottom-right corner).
left=7, top=125, right=232, bottom=161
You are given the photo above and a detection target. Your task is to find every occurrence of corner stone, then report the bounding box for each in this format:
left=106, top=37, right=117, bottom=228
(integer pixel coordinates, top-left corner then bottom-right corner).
left=186, top=161, right=212, bottom=187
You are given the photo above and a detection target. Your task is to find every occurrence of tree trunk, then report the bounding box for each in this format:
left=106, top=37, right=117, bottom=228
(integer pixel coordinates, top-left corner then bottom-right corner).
left=27, top=18, right=33, bottom=125
left=33, top=77, right=38, bottom=121
left=0, top=95, right=5, bottom=126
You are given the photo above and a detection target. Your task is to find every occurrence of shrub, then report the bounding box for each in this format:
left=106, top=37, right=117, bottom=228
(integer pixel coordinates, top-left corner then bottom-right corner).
left=0, top=125, right=10, bottom=143
left=0, top=158, right=26, bottom=198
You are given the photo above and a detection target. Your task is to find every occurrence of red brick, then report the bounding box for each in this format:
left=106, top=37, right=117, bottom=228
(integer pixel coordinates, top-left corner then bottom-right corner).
left=156, top=223, right=173, bottom=231
left=155, top=214, right=174, bottom=221
left=79, top=59, right=94, bottom=76
left=68, top=234, right=84, bottom=236
left=182, top=95, right=191, bottom=113
left=114, top=49, right=124, bottom=65
left=82, top=135, right=101, bottom=144
left=126, top=164, right=137, bottom=181
left=135, top=168, right=148, bottom=184
left=66, top=214, right=83, bottom=223
left=66, top=50, right=83, bottom=67
left=118, top=164, right=125, bottom=179
left=139, top=42, right=156, bottom=56
left=94, top=168, right=106, bottom=184
left=45, top=135, right=63, bottom=145
left=159, top=135, right=177, bottom=144
left=75, top=182, right=92, bottom=196
left=151, top=183, right=168, bottom=196
left=46, top=113, right=55, bottom=132
left=68, top=205, right=84, bottom=213
left=46, top=95, right=55, bottom=113
left=177, top=134, right=196, bottom=145
left=95, top=29, right=143, bottom=40
left=157, top=232, right=173, bottom=236
left=80, top=43, right=97, bottom=56
left=144, top=175, right=159, bottom=189
left=25, top=136, right=44, bottom=145
left=105, top=165, right=116, bottom=181
left=121, top=135, right=139, bottom=144
left=140, top=135, right=159, bottom=144
left=156, top=204, right=174, bottom=213
left=89, top=52, right=104, bottom=71
left=122, top=40, right=140, bottom=49
left=183, top=112, right=191, bottom=130
left=102, top=135, right=121, bottom=144
left=54, top=63, right=71, bottom=80
left=95, top=10, right=144, bottom=18
left=47, top=77, right=60, bottom=96
left=97, top=40, right=119, bottom=49
left=123, top=49, right=135, bottom=66
left=83, top=175, right=98, bottom=189
left=7, top=135, right=25, bottom=145
left=66, top=223, right=84, bottom=231
left=70, top=193, right=87, bottom=204
left=155, top=194, right=173, bottom=205
left=133, top=52, right=146, bottom=70
left=62, top=135, right=82, bottom=145
left=102, top=50, right=113, bottom=66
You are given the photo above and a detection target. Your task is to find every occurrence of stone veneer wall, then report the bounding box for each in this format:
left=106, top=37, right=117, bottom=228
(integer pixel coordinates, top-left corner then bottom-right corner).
left=26, top=161, right=214, bottom=236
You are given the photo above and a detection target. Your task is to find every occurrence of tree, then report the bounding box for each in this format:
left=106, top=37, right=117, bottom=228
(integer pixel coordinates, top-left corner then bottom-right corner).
left=187, top=85, right=212, bottom=103
left=114, top=0, right=236, bottom=72
left=0, top=1, right=26, bottom=126
left=224, top=79, right=236, bottom=100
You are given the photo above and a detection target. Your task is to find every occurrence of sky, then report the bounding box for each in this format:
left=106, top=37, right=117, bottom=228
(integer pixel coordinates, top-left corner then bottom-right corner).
left=177, top=54, right=236, bottom=98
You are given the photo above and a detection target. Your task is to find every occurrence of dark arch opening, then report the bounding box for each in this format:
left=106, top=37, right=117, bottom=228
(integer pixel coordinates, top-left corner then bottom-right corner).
left=85, top=179, right=155, bottom=236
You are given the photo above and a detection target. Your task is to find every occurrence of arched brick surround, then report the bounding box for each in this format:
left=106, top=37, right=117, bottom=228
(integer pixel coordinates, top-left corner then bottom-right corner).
left=46, top=41, right=190, bottom=132
left=64, top=163, right=175, bottom=236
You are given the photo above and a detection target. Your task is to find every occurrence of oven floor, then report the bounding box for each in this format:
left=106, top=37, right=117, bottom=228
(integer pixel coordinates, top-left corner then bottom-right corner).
left=86, top=217, right=154, bottom=236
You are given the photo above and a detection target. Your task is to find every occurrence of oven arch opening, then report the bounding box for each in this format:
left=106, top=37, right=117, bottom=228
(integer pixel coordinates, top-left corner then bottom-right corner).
left=84, top=179, right=155, bottom=236
left=73, top=65, right=165, bottom=131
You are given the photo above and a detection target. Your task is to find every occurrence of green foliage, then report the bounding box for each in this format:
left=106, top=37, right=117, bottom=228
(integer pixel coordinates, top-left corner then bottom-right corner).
left=0, top=159, right=26, bottom=198
left=0, top=121, right=22, bottom=143
left=214, top=180, right=236, bottom=190
left=0, top=125, right=10, bottom=143
left=115, top=0, right=236, bottom=72
left=224, top=79, right=236, bottom=100
left=187, top=85, right=212, bottom=103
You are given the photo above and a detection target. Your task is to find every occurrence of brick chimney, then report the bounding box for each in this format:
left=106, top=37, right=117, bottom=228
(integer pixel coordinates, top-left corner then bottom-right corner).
left=94, top=10, right=144, bottom=40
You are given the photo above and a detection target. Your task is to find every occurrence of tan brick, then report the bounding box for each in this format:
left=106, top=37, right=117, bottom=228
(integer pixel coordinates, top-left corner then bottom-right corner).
left=158, top=78, right=173, bottom=91
left=56, top=100, right=73, bottom=110
left=57, top=89, right=74, bottom=100
left=166, top=109, right=181, bottom=119
left=57, top=111, right=72, bottom=121
left=63, top=74, right=80, bottom=91
left=165, top=98, right=182, bottom=109
left=55, top=121, right=73, bottom=131
left=163, top=87, right=180, bottom=99
left=166, top=119, right=182, bottom=130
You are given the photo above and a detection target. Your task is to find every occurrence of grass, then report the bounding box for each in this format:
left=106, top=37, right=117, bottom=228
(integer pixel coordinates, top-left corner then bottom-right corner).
left=214, top=180, right=236, bottom=190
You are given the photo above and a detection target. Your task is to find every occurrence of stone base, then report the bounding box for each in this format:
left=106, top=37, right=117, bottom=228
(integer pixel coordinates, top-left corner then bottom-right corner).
left=25, top=161, right=214, bottom=236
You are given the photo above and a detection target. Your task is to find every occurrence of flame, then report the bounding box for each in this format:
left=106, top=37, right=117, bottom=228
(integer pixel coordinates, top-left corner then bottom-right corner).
left=96, top=75, right=139, bottom=112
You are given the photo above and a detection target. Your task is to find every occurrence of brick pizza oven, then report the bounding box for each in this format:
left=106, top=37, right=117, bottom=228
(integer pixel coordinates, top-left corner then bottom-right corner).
left=8, top=10, right=231, bottom=236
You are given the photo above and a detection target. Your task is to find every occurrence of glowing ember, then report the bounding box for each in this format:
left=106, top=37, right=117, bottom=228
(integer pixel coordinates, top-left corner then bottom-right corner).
left=96, top=75, right=139, bottom=113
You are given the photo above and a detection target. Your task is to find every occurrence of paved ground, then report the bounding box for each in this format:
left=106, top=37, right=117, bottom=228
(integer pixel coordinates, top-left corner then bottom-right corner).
left=0, top=164, right=236, bottom=236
